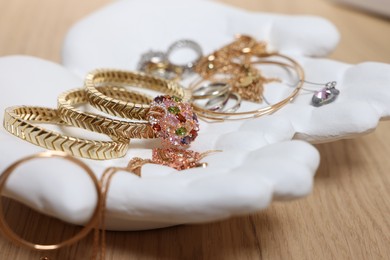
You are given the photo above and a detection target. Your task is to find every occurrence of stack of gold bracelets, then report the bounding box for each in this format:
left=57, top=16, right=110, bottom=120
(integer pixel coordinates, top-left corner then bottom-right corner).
left=3, top=70, right=198, bottom=162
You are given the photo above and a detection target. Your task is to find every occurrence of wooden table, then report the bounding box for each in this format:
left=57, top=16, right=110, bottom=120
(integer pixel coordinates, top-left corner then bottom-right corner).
left=0, top=0, right=389, bottom=259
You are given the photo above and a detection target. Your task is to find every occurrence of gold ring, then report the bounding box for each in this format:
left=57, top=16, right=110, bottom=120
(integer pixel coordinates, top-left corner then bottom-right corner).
left=3, top=106, right=129, bottom=160
left=58, top=87, right=156, bottom=139
left=84, top=69, right=191, bottom=120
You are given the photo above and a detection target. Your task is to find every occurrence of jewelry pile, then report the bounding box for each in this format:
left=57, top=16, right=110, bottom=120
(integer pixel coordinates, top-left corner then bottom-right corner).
left=1, top=34, right=342, bottom=180
left=3, top=34, right=340, bottom=167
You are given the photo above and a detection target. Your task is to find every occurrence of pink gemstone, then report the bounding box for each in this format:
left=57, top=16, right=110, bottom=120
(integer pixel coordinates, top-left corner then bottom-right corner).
left=314, top=89, right=330, bottom=100
left=312, top=85, right=339, bottom=107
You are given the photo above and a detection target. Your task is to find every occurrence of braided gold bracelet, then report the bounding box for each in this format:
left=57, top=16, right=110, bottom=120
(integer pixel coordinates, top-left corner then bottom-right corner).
left=3, top=106, right=129, bottom=160
left=58, top=87, right=156, bottom=139
left=84, top=70, right=191, bottom=120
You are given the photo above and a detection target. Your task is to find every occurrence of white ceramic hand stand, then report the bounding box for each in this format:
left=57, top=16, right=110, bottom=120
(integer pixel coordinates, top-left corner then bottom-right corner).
left=61, top=0, right=390, bottom=143
left=0, top=56, right=319, bottom=230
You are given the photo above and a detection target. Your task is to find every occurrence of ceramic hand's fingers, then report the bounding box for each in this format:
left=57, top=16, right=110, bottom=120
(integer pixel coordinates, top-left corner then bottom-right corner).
left=277, top=57, right=390, bottom=142
left=62, top=0, right=339, bottom=77
left=297, top=57, right=390, bottom=117
left=341, top=62, right=390, bottom=118
left=227, top=11, right=339, bottom=57
left=102, top=140, right=318, bottom=230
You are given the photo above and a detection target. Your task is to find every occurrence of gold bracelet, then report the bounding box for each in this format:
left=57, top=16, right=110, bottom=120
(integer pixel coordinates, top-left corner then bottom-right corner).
left=189, top=35, right=305, bottom=120
left=3, top=106, right=129, bottom=160
left=58, top=87, right=156, bottom=139
left=190, top=53, right=305, bottom=120
left=84, top=69, right=191, bottom=120
left=0, top=151, right=102, bottom=251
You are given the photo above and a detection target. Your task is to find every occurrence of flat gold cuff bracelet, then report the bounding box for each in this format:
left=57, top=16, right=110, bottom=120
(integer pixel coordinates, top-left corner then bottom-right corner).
left=58, top=87, right=156, bottom=139
left=84, top=69, right=191, bottom=120
left=3, top=106, right=129, bottom=160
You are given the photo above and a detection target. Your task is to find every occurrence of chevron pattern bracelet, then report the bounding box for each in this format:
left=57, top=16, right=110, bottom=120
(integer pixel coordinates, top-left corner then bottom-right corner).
left=84, top=69, right=192, bottom=120
left=58, top=87, right=156, bottom=139
left=3, top=106, right=129, bottom=160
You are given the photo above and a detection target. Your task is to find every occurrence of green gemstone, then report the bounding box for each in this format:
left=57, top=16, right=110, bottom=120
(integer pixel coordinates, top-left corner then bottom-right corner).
left=175, top=127, right=187, bottom=136
left=172, top=96, right=182, bottom=102
left=168, top=106, right=180, bottom=114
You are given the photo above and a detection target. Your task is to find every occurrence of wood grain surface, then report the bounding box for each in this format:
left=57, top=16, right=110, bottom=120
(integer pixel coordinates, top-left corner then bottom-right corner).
left=0, top=0, right=389, bottom=259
